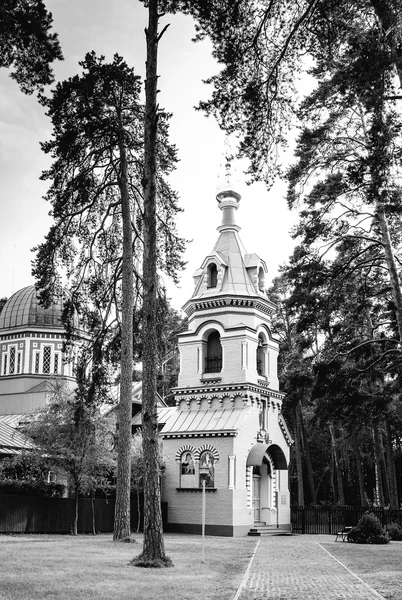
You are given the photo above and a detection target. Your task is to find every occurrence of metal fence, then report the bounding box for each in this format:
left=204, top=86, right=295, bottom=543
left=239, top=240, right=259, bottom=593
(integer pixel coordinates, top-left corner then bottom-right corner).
left=0, top=494, right=167, bottom=534
left=291, top=505, right=402, bottom=535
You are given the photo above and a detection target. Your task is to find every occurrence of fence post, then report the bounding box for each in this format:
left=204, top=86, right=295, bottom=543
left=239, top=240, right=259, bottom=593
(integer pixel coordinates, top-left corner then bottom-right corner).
left=302, top=507, right=305, bottom=534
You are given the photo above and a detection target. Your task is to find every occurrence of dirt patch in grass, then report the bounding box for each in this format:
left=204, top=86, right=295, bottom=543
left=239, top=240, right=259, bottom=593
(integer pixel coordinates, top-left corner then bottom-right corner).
left=0, top=533, right=256, bottom=600
left=321, top=539, right=402, bottom=600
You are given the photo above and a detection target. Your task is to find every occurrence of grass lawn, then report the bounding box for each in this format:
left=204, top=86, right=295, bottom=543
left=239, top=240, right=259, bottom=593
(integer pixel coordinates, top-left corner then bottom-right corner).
left=322, top=539, right=402, bottom=600
left=0, top=533, right=256, bottom=600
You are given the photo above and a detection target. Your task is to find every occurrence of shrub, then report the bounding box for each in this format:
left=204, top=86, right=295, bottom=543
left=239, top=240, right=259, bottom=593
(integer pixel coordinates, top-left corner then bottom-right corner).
left=348, top=512, right=390, bottom=544
left=386, top=522, right=402, bottom=541
left=0, top=479, right=65, bottom=497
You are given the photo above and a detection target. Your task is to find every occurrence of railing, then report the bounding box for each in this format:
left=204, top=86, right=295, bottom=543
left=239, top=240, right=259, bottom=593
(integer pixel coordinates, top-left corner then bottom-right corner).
left=291, top=505, right=402, bottom=534
left=204, top=355, right=222, bottom=373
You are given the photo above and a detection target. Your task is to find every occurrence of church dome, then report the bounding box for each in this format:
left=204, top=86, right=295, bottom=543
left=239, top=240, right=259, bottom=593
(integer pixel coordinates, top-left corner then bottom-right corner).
left=0, top=286, right=65, bottom=331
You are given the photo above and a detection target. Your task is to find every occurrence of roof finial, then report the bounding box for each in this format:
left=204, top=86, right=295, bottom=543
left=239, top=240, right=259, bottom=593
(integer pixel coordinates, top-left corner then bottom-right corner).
left=224, top=135, right=233, bottom=184
left=216, top=136, right=241, bottom=230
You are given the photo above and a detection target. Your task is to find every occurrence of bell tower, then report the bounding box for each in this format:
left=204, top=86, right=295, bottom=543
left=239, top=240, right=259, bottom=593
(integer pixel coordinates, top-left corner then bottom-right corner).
left=174, top=177, right=280, bottom=400
left=161, top=174, right=292, bottom=537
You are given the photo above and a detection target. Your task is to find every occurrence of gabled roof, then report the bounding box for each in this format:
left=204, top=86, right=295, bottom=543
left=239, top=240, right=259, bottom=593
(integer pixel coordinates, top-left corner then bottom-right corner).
left=131, top=406, right=175, bottom=429
left=102, top=381, right=167, bottom=417
left=23, top=381, right=53, bottom=395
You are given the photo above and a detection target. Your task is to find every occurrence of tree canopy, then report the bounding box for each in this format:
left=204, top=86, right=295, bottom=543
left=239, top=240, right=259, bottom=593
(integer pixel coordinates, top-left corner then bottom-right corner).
left=0, top=0, right=62, bottom=94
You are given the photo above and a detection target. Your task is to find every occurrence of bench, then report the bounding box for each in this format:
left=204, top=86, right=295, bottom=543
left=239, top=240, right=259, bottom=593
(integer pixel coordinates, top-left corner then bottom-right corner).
left=335, top=526, right=352, bottom=542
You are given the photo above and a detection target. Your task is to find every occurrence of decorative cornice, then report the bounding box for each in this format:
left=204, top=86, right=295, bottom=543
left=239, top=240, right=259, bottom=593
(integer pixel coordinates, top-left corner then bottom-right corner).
left=183, top=295, right=276, bottom=317
left=172, top=382, right=285, bottom=399
left=162, top=431, right=237, bottom=439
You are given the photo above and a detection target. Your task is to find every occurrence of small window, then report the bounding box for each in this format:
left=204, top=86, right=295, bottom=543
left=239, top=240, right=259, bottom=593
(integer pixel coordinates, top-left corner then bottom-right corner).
left=207, top=263, right=218, bottom=288
left=34, top=351, right=40, bottom=374
left=199, top=451, right=215, bottom=488
left=2, top=354, right=7, bottom=376
left=9, top=346, right=16, bottom=375
left=47, top=471, right=57, bottom=483
left=258, top=267, right=265, bottom=291
left=54, top=353, right=60, bottom=374
left=205, top=331, right=222, bottom=373
left=43, top=346, right=52, bottom=374
left=17, top=351, right=22, bottom=374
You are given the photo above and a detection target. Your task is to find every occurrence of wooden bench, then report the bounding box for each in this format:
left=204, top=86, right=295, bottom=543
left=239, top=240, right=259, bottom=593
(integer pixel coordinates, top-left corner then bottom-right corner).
left=335, top=526, right=352, bottom=542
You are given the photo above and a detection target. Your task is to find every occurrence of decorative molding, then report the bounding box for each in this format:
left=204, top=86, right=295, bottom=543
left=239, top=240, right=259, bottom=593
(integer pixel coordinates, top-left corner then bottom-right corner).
left=176, top=487, right=217, bottom=492
left=175, top=444, right=197, bottom=463
left=195, top=443, right=219, bottom=462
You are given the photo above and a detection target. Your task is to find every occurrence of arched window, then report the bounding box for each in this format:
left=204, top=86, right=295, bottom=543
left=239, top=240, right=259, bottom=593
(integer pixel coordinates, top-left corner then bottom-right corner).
left=207, top=263, right=218, bottom=288
left=181, top=452, right=195, bottom=475
left=258, top=267, right=265, bottom=291
left=205, top=330, right=222, bottom=373
left=199, top=450, right=215, bottom=488
left=180, top=451, right=196, bottom=488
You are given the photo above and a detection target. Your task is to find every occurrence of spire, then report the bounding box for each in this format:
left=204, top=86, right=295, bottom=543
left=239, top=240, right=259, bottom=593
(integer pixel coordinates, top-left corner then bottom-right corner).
left=216, top=138, right=241, bottom=231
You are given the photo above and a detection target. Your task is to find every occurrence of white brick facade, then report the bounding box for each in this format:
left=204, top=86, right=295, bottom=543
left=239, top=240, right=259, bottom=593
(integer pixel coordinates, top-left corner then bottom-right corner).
left=160, top=180, right=293, bottom=536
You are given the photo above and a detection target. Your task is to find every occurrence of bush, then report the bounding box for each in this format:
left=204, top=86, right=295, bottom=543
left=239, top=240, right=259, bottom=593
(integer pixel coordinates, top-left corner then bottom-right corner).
left=386, top=522, right=402, bottom=541
left=0, top=479, right=65, bottom=497
left=348, top=512, right=390, bottom=544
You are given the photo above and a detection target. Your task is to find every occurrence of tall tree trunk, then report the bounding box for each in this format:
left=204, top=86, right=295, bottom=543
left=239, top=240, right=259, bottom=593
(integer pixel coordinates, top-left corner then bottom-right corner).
left=376, top=206, right=402, bottom=342
left=372, top=420, right=385, bottom=506
left=329, top=423, right=345, bottom=505
left=91, top=493, right=96, bottom=535
left=298, top=401, right=316, bottom=504
left=73, top=483, right=79, bottom=536
left=293, top=406, right=304, bottom=505
left=113, top=123, right=134, bottom=540
left=384, top=417, right=399, bottom=509
left=351, top=428, right=367, bottom=507
left=139, top=0, right=168, bottom=565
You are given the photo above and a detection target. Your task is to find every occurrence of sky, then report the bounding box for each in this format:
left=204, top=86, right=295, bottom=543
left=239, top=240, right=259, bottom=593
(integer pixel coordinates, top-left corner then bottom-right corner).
left=0, top=0, right=300, bottom=312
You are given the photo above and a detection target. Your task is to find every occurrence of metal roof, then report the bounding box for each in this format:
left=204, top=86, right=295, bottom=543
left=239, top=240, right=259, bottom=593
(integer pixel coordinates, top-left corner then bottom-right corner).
left=131, top=406, right=247, bottom=437
left=0, top=421, right=32, bottom=453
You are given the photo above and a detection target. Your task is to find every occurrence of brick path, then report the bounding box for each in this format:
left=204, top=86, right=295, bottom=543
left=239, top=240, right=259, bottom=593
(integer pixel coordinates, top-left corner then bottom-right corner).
left=237, top=535, right=386, bottom=600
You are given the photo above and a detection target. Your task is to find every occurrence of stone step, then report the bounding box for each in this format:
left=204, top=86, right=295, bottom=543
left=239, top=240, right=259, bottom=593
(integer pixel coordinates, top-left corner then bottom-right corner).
left=248, top=526, right=292, bottom=537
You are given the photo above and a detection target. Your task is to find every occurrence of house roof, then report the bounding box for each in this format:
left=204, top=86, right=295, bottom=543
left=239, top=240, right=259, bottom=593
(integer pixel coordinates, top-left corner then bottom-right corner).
left=161, top=408, right=247, bottom=436
left=102, top=381, right=168, bottom=417
left=132, top=406, right=248, bottom=437
left=0, top=414, right=24, bottom=428
left=0, top=421, right=32, bottom=454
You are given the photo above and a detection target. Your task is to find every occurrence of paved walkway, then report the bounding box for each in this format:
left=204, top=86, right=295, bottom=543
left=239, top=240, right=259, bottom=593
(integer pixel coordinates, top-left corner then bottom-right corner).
left=236, top=535, right=387, bottom=600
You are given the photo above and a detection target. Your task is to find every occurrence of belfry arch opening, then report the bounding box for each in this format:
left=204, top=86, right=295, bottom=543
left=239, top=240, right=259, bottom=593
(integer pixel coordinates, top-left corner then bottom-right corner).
left=204, top=330, right=222, bottom=373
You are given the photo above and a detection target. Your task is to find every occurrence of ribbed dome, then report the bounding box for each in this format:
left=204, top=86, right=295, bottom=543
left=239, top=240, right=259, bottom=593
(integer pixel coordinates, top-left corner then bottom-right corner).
left=0, top=286, right=65, bottom=331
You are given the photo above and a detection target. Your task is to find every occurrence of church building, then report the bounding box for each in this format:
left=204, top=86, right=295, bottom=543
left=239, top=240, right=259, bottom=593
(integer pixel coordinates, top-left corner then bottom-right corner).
left=0, top=177, right=292, bottom=536
left=0, top=286, right=78, bottom=416
left=155, top=177, right=293, bottom=536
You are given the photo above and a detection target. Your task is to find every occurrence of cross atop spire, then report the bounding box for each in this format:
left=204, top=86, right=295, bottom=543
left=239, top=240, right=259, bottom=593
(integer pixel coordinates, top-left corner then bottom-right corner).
left=216, top=136, right=241, bottom=230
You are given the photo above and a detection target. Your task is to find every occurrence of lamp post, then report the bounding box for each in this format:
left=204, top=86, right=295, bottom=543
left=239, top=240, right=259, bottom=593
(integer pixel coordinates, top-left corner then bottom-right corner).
left=199, top=466, right=209, bottom=563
